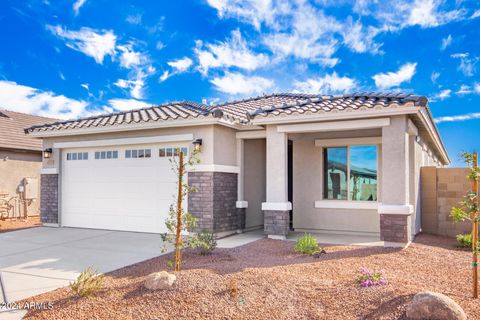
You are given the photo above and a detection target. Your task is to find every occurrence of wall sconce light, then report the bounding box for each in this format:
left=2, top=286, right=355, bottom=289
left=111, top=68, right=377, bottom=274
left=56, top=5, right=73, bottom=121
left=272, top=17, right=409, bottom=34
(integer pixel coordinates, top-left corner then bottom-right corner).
left=43, top=148, right=53, bottom=159
left=193, top=139, right=203, bottom=152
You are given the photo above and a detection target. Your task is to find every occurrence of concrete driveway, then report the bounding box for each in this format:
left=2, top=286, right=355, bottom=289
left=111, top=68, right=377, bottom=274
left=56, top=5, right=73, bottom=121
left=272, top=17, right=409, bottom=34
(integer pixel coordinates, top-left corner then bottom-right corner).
left=0, top=227, right=168, bottom=303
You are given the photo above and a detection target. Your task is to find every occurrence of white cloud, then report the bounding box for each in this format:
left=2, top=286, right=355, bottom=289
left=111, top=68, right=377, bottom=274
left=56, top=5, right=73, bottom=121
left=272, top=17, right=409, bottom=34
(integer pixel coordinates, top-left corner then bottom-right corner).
left=475, top=83, right=480, bottom=93
left=210, top=72, right=274, bottom=95
left=167, top=57, right=193, bottom=72
left=113, top=71, right=151, bottom=100
left=108, top=98, right=152, bottom=111
left=47, top=25, right=116, bottom=64
left=451, top=52, right=477, bottom=76
left=293, top=72, right=357, bottom=94
left=159, top=71, right=170, bottom=82
left=126, top=14, right=142, bottom=25
left=433, top=89, right=451, bottom=100
left=73, top=0, right=87, bottom=16
left=0, top=80, right=90, bottom=120
left=441, top=34, right=452, bottom=50
left=431, top=71, right=440, bottom=83
left=342, top=19, right=382, bottom=54
left=435, top=112, right=480, bottom=123
left=372, top=62, right=417, bottom=89
left=472, top=10, right=480, bottom=19
left=117, top=43, right=149, bottom=69
left=156, top=41, right=165, bottom=50
left=456, top=85, right=472, bottom=95
left=195, top=29, right=269, bottom=74
left=80, top=83, right=89, bottom=91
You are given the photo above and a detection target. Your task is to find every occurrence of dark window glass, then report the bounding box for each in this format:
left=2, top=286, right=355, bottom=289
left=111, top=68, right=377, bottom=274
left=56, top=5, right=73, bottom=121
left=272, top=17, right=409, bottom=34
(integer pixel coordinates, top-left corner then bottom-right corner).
left=349, top=146, right=377, bottom=201
left=78, top=152, right=83, bottom=160
left=67, top=153, right=71, bottom=160
left=95, top=152, right=100, bottom=159
left=145, top=149, right=151, bottom=158
left=72, top=153, right=77, bottom=160
left=166, top=148, right=173, bottom=157
left=107, top=151, right=112, bottom=159
left=181, top=147, right=188, bottom=156
left=174, top=148, right=179, bottom=156
left=83, top=152, right=88, bottom=160
left=126, top=150, right=131, bottom=158
left=113, top=151, right=118, bottom=159
left=132, top=150, right=138, bottom=158
left=138, top=149, right=145, bottom=158
left=159, top=148, right=166, bottom=157
left=101, top=151, right=106, bottom=159
left=323, top=147, right=348, bottom=200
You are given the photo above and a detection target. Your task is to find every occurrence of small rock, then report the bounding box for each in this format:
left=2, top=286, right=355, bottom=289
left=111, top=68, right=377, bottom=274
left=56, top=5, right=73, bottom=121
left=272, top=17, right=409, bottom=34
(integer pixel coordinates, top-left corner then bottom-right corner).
left=313, top=249, right=327, bottom=258
left=406, top=291, right=466, bottom=320
left=144, top=271, right=176, bottom=290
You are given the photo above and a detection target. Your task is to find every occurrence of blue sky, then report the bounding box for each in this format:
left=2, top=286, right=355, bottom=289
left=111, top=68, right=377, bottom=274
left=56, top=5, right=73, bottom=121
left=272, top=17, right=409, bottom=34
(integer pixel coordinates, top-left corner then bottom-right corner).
left=0, top=0, right=479, bottom=166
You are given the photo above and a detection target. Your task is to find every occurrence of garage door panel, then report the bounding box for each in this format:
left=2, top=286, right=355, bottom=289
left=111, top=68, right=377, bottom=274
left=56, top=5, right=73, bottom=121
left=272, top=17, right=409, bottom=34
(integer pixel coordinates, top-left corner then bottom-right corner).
left=61, top=143, right=187, bottom=233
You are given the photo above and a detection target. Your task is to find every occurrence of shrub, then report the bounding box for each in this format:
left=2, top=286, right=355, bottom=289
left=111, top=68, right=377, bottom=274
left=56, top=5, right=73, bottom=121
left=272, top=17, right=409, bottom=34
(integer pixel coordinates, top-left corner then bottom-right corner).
left=456, top=233, right=480, bottom=249
left=294, top=233, right=321, bottom=255
left=355, top=266, right=387, bottom=288
left=191, top=231, right=217, bottom=255
left=70, top=267, right=104, bottom=297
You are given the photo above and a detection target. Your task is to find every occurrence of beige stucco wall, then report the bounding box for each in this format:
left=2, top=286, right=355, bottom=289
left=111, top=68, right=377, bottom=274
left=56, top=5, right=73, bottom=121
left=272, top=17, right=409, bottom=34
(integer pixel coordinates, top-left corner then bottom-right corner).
left=213, top=125, right=237, bottom=166
left=292, top=133, right=380, bottom=235
left=243, top=139, right=266, bottom=229
left=42, top=125, right=216, bottom=169
left=0, top=149, right=42, bottom=216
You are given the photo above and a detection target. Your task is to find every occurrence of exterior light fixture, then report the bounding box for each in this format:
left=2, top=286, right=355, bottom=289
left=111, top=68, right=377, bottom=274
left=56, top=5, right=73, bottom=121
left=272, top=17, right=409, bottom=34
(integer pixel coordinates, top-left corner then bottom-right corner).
left=193, top=139, right=203, bottom=152
left=43, top=148, right=53, bottom=159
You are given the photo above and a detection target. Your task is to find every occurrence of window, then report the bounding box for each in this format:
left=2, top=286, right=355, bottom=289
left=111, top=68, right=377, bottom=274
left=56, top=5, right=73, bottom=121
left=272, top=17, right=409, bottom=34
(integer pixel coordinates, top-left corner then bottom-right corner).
left=66, top=152, right=88, bottom=161
left=95, top=150, right=118, bottom=160
left=125, top=149, right=151, bottom=159
left=159, top=147, right=188, bottom=158
left=323, top=145, right=377, bottom=201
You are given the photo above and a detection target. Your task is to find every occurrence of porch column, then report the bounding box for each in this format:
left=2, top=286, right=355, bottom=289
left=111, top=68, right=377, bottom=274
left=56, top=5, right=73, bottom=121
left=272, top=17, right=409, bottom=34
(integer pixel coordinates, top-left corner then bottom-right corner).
left=235, top=137, right=247, bottom=231
left=379, top=115, right=413, bottom=247
left=262, top=125, right=291, bottom=239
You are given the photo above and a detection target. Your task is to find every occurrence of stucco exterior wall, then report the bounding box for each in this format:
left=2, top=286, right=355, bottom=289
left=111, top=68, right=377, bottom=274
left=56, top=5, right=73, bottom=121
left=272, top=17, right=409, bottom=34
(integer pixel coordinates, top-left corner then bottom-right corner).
left=0, top=149, right=42, bottom=217
left=243, top=138, right=266, bottom=229
left=42, top=125, right=216, bottom=170
left=292, top=136, right=380, bottom=235
left=213, top=125, right=237, bottom=166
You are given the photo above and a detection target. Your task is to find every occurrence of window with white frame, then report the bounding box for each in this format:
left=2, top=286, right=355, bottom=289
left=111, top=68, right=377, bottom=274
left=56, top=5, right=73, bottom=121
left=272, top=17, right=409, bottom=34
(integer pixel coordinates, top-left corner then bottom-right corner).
left=323, top=145, right=377, bottom=201
left=159, top=147, right=188, bottom=158
left=66, top=152, right=88, bottom=161
left=94, top=150, right=118, bottom=160
left=125, top=149, right=151, bottom=159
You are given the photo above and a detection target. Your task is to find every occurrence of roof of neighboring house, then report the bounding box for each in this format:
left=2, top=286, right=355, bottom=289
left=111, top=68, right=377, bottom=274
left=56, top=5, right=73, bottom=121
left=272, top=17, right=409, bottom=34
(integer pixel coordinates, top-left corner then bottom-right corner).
left=0, top=109, right=57, bottom=152
left=24, top=92, right=425, bottom=133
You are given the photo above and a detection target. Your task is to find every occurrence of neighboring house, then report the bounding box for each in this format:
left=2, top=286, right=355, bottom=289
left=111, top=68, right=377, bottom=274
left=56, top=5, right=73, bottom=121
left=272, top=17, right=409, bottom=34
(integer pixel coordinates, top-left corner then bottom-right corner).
left=25, top=93, right=449, bottom=247
left=0, top=110, right=57, bottom=218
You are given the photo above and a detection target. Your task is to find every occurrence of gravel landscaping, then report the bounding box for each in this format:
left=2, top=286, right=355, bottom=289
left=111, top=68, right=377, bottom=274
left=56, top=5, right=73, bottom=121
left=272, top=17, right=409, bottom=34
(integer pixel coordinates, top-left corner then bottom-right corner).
left=23, top=234, right=478, bottom=319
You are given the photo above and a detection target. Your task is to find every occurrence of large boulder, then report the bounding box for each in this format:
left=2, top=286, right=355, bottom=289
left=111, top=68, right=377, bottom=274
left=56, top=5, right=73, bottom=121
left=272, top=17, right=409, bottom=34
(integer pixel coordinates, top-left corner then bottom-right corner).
left=406, top=291, right=466, bottom=320
left=144, top=271, right=176, bottom=290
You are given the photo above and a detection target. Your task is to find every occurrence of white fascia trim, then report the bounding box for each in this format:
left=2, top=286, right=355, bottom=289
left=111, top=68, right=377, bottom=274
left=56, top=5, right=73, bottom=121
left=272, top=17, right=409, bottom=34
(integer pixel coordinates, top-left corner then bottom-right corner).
left=235, top=130, right=266, bottom=139
left=277, top=118, right=390, bottom=133
left=314, top=200, right=378, bottom=210
left=236, top=201, right=248, bottom=208
left=418, top=108, right=450, bottom=165
left=262, top=202, right=292, bottom=211
left=53, top=134, right=194, bottom=149
left=190, top=164, right=240, bottom=174
left=378, top=204, right=413, bottom=215
left=315, top=137, right=381, bottom=147
left=41, top=168, right=58, bottom=174
left=251, top=107, right=420, bottom=125
left=28, top=118, right=218, bottom=138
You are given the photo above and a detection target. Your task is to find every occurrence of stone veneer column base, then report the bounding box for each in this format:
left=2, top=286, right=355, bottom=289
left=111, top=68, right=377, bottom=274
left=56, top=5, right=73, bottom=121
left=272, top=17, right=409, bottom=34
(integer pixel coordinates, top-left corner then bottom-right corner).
left=188, top=171, right=239, bottom=234
left=380, top=214, right=410, bottom=247
left=40, top=173, right=59, bottom=225
left=237, top=208, right=246, bottom=231
left=264, top=210, right=290, bottom=238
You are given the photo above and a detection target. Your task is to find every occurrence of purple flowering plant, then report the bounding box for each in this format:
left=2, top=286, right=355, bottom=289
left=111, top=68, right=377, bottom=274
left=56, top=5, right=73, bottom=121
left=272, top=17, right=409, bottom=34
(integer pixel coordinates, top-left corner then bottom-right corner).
left=355, top=266, right=387, bottom=288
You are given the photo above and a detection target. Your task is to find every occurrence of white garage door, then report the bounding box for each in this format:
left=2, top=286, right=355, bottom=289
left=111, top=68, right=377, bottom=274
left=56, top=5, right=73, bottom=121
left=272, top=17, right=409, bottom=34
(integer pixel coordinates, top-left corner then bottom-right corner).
left=61, top=143, right=188, bottom=233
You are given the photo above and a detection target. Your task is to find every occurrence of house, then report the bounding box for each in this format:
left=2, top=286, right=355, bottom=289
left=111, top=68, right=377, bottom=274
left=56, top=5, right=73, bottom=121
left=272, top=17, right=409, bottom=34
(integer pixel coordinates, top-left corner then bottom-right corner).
left=25, top=93, right=449, bottom=247
left=0, top=110, right=57, bottom=219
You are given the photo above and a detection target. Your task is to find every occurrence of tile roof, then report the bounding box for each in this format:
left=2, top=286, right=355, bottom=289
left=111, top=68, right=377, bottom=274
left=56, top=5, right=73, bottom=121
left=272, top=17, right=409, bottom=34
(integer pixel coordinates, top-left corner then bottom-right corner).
left=0, top=110, right=58, bottom=151
left=24, top=92, right=427, bottom=134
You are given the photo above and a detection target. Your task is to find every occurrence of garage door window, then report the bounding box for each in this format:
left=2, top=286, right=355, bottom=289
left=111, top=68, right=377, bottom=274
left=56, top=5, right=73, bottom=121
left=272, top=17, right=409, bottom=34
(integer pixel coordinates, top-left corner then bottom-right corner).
left=125, top=149, right=151, bottom=159
left=159, top=147, right=188, bottom=158
left=67, top=152, right=88, bottom=160
left=95, top=151, right=119, bottom=160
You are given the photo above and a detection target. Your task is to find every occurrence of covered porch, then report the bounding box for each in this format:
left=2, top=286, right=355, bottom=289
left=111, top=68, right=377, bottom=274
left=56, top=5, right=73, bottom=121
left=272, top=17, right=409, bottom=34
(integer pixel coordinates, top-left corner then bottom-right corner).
left=236, top=115, right=419, bottom=247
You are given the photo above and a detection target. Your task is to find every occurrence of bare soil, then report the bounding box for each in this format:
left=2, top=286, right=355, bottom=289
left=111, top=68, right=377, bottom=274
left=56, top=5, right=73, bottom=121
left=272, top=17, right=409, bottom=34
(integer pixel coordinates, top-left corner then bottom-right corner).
left=24, top=234, right=479, bottom=319
left=0, top=215, right=40, bottom=233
